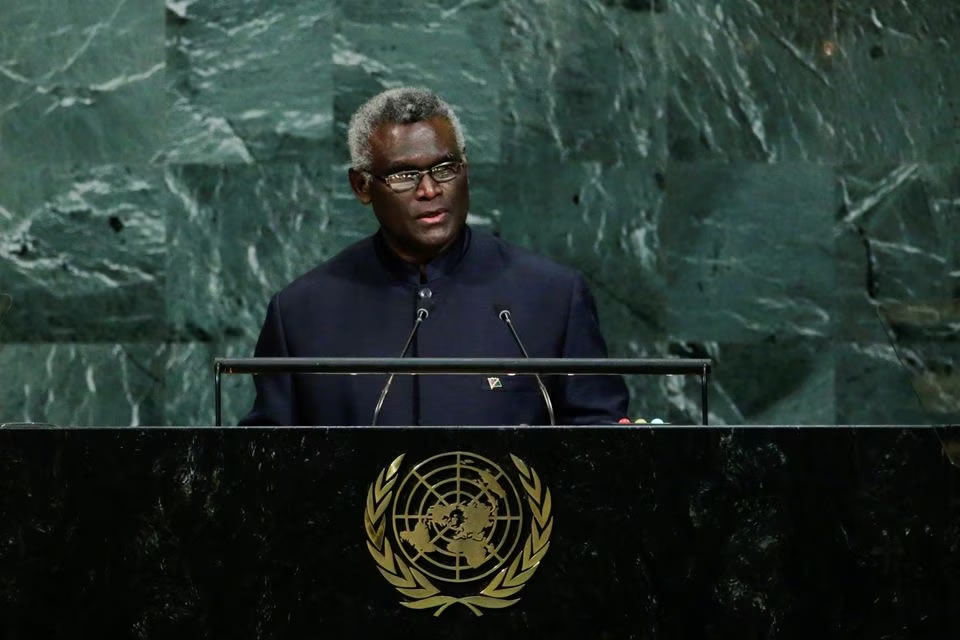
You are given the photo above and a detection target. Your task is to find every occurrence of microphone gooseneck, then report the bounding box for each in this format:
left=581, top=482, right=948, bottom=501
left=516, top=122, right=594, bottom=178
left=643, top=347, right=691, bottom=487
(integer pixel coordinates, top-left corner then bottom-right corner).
left=495, top=306, right=556, bottom=426
left=371, top=305, right=429, bottom=426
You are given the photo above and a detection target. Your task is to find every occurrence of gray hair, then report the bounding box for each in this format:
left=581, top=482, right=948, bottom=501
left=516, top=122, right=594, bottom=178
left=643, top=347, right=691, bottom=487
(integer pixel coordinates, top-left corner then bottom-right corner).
left=347, top=87, right=466, bottom=171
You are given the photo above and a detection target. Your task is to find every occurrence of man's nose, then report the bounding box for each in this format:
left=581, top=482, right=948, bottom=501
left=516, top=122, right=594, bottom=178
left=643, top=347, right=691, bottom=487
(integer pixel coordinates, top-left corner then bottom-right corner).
left=415, top=172, right=442, bottom=199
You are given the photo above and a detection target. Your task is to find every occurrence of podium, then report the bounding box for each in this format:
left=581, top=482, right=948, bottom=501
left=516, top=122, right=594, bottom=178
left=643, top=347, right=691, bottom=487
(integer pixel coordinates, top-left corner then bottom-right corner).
left=1, top=424, right=957, bottom=637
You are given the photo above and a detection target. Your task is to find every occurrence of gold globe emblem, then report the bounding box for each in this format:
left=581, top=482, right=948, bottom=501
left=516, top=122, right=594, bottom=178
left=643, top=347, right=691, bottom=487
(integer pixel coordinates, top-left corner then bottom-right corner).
left=393, top=452, right=523, bottom=583
left=364, top=451, right=554, bottom=616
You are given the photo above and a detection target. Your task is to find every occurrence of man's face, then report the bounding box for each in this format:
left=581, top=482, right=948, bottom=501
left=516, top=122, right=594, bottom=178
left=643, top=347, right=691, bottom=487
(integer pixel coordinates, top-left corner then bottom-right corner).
left=350, top=116, right=469, bottom=264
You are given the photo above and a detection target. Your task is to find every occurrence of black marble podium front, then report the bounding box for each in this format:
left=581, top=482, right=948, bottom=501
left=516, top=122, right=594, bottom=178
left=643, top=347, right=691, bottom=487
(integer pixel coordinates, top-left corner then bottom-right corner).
left=1, top=425, right=957, bottom=639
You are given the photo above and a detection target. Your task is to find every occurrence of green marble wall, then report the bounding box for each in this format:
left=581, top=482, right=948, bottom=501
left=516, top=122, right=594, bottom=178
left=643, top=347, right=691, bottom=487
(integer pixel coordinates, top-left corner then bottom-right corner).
left=1, top=0, right=957, bottom=426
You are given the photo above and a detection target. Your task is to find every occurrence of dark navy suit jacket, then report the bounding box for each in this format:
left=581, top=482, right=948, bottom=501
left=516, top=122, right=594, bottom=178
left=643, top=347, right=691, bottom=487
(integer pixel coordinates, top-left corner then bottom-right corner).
left=239, top=226, right=628, bottom=426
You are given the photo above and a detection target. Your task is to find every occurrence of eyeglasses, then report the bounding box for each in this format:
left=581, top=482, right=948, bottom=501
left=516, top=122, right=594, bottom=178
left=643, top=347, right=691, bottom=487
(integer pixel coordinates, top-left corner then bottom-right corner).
left=368, top=160, right=464, bottom=193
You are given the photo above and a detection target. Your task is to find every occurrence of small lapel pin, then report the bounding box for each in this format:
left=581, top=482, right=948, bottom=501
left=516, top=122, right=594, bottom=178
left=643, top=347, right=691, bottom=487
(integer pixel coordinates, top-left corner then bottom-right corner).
left=487, top=377, right=503, bottom=390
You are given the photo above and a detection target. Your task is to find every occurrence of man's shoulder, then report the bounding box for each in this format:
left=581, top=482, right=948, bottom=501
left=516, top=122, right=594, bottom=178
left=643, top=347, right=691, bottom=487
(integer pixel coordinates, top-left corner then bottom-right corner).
left=275, top=235, right=376, bottom=301
left=472, top=228, right=580, bottom=284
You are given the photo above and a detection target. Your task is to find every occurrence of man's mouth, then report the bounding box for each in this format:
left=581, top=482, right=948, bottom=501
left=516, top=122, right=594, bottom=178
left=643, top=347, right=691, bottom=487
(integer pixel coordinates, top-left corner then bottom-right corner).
left=416, top=209, right=448, bottom=223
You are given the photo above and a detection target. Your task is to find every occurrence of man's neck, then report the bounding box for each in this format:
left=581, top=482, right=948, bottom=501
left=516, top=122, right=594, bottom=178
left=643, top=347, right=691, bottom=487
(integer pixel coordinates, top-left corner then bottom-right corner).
left=381, top=231, right=463, bottom=267
left=374, top=226, right=471, bottom=285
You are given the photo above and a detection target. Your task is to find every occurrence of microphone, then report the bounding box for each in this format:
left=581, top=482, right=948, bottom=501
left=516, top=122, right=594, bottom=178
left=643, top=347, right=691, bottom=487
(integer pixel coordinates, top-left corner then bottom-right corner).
left=372, top=293, right=432, bottom=426
left=494, top=304, right=556, bottom=426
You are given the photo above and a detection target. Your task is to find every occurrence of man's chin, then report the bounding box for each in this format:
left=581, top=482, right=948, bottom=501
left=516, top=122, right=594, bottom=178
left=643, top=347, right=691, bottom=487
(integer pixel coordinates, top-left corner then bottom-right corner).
left=406, top=228, right=460, bottom=260
left=416, top=236, right=453, bottom=257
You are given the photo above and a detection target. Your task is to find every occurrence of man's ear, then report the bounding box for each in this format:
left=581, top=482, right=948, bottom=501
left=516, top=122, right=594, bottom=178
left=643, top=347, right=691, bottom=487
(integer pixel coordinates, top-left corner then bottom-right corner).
left=348, top=168, right=372, bottom=204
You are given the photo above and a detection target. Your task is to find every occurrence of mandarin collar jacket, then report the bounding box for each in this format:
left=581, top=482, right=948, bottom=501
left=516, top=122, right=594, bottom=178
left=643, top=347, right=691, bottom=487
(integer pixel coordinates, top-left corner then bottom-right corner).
left=239, top=226, right=628, bottom=426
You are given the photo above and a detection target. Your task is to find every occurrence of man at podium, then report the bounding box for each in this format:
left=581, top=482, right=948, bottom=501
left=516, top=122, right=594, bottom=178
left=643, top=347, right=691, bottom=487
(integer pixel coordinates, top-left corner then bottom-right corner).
left=240, top=87, right=628, bottom=426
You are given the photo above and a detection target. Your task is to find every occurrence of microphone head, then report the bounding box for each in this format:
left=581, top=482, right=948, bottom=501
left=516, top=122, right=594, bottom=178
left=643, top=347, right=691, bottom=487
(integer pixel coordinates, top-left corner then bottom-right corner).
left=416, top=302, right=433, bottom=319
left=416, top=288, right=436, bottom=317
left=493, top=301, right=510, bottom=322
left=416, top=298, right=436, bottom=320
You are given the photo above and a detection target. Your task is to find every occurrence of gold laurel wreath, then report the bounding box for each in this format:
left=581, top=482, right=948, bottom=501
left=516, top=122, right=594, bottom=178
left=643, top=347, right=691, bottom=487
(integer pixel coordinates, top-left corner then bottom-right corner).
left=364, top=453, right=553, bottom=616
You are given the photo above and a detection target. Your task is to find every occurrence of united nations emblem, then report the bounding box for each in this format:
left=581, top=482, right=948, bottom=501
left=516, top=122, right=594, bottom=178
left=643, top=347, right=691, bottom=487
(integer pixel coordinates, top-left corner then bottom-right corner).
left=363, top=451, right=553, bottom=616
